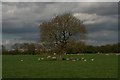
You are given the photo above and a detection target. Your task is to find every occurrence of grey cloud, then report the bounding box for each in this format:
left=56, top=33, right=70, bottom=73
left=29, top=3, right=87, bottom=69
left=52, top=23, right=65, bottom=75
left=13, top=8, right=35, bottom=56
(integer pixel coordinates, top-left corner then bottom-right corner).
left=74, top=13, right=118, bottom=33
left=74, top=2, right=118, bottom=16
left=86, top=22, right=118, bottom=33
left=3, top=21, right=39, bottom=34
left=2, top=2, right=118, bottom=46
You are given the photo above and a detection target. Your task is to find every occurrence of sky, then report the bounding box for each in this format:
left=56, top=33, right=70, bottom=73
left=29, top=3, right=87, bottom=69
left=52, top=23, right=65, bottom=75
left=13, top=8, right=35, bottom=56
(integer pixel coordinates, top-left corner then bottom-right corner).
left=2, top=2, right=118, bottom=48
left=1, top=0, right=120, bottom=2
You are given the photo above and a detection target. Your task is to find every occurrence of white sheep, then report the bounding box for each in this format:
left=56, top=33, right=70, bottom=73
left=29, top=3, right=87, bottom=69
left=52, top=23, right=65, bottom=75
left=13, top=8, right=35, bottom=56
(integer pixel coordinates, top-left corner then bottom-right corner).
left=72, top=60, right=76, bottom=61
left=20, top=59, right=23, bottom=62
left=41, top=58, right=44, bottom=60
left=54, top=53, right=56, bottom=55
left=47, top=56, right=51, bottom=58
left=52, top=56, right=56, bottom=59
left=116, top=54, right=120, bottom=56
left=66, top=58, right=69, bottom=60
left=91, top=59, right=94, bottom=61
left=84, top=59, right=87, bottom=61
left=97, top=52, right=100, bottom=54
left=81, top=57, right=84, bottom=60
left=38, top=58, right=40, bottom=61
left=105, top=54, right=109, bottom=55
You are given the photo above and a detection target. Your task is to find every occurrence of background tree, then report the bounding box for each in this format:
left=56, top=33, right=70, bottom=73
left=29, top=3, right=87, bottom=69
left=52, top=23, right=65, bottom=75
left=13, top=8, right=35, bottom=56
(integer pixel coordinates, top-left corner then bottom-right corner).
left=2, top=45, right=6, bottom=55
left=2, top=45, right=6, bottom=52
left=27, top=43, right=36, bottom=55
left=20, top=43, right=36, bottom=55
left=11, top=43, right=20, bottom=54
left=65, top=41, right=86, bottom=54
left=39, top=13, right=87, bottom=60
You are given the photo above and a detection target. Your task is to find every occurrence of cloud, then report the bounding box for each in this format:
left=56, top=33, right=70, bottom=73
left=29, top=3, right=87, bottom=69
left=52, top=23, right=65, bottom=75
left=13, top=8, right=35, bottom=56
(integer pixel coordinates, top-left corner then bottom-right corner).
left=2, top=2, right=118, bottom=47
left=1, top=0, right=120, bottom=2
left=76, top=2, right=118, bottom=16
left=73, top=13, right=118, bottom=32
left=74, top=13, right=117, bottom=24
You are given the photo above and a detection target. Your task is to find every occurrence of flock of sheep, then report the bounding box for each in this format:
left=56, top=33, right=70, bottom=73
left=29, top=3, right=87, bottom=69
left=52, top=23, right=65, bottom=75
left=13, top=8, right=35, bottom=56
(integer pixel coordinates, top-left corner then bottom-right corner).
left=20, top=53, right=120, bottom=62
left=36, top=56, right=95, bottom=62
left=20, top=54, right=95, bottom=62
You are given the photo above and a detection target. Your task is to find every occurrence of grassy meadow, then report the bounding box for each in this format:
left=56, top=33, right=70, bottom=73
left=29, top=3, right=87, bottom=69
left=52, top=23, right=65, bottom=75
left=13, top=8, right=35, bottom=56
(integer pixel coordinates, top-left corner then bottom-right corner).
left=2, top=54, right=118, bottom=78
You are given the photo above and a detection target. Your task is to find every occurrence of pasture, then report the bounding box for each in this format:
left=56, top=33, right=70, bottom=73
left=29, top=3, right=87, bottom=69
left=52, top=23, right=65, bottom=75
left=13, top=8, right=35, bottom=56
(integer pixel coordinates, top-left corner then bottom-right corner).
left=2, top=54, right=118, bottom=78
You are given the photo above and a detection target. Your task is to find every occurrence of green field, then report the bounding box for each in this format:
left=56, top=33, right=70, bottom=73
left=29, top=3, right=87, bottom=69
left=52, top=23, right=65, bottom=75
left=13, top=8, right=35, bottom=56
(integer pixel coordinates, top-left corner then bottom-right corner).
left=2, top=54, right=118, bottom=78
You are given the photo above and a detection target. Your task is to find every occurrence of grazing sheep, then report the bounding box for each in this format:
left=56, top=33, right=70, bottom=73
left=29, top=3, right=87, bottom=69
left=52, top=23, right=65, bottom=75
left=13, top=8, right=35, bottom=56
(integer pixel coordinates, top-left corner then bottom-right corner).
left=41, top=58, right=44, bottom=60
left=81, top=57, right=84, bottom=60
left=91, top=58, right=94, bottom=61
left=116, top=54, right=120, bottom=56
left=66, top=58, right=70, bottom=60
left=97, top=52, right=100, bottom=54
left=38, top=58, right=40, bottom=61
left=47, top=56, right=51, bottom=58
left=72, top=60, right=76, bottom=61
left=105, top=54, right=109, bottom=55
left=54, top=53, right=56, bottom=55
left=52, top=56, right=56, bottom=59
left=76, top=58, right=80, bottom=60
left=21, top=60, right=23, bottom=62
left=84, top=59, right=87, bottom=61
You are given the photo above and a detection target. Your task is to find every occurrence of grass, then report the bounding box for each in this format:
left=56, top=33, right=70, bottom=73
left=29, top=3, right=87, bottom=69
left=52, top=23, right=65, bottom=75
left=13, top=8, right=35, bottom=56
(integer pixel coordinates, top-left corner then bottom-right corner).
left=2, top=54, right=118, bottom=78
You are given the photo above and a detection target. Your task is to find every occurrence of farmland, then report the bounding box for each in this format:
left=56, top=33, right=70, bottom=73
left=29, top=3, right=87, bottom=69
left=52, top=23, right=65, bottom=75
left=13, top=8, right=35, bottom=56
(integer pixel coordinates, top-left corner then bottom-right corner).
left=2, top=54, right=118, bottom=78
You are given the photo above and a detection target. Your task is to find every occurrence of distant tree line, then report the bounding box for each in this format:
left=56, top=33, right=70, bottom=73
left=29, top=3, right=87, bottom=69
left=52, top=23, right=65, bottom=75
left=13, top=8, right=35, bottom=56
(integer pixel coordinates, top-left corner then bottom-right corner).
left=2, top=43, right=44, bottom=55
left=62, top=42, right=119, bottom=54
left=2, top=42, right=120, bottom=55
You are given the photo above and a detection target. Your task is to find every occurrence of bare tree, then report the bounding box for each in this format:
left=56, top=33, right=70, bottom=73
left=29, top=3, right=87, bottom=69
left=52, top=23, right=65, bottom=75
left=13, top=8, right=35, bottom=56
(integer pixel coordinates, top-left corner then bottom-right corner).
left=39, top=13, right=86, bottom=60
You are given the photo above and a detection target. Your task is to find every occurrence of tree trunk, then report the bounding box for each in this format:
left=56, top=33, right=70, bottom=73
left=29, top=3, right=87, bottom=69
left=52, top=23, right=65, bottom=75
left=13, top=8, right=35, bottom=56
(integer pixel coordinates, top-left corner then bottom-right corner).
left=57, top=54, right=63, bottom=61
left=56, top=47, right=63, bottom=61
left=55, top=42, right=66, bottom=61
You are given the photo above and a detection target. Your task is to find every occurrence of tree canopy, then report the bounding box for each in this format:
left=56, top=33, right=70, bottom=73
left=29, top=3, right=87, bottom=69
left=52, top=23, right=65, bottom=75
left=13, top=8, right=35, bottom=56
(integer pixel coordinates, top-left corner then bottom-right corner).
left=39, top=13, right=87, bottom=55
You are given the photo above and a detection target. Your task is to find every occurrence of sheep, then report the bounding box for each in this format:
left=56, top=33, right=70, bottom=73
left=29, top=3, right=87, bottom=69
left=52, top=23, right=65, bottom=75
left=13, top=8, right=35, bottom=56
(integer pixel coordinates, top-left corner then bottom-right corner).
left=81, top=57, right=84, bottom=60
left=41, top=58, right=44, bottom=60
left=54, top=53, right=56, bottom=55
left=47, top=56, right=51, bottom=58
left=84, top=59, right=87, bottom=62
left=76, top=58, right=80, bottom=60
left=52, top=56, right=56, bottom=59
left=20, top=59, right=23, bottom=62
left=72, top=60, right=76, bottom=61
left=91, top=58, right=94, bottom=61
left=38, top=58, right=40, bottom=61
left=97, top=52, right=100, bottom=54
left=66, top=58, right=70, bottom=60
left=105, top=54, right=109, bottom=55
left=116, top=54, right=120, bottom=56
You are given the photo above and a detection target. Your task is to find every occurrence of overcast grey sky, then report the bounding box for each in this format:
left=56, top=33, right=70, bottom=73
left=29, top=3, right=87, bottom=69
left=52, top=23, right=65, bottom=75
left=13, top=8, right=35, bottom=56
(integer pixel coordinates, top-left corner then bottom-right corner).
left=2, top=2, right=118, bottom=47
left=1, top=0, right=119, bottom=2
